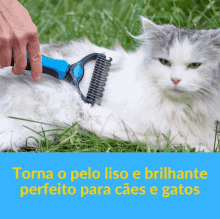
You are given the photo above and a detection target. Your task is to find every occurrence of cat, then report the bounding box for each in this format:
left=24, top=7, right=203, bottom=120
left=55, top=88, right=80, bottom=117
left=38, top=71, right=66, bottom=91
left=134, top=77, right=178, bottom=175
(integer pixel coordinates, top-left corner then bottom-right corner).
left=0, top=16, right=219, bottom=152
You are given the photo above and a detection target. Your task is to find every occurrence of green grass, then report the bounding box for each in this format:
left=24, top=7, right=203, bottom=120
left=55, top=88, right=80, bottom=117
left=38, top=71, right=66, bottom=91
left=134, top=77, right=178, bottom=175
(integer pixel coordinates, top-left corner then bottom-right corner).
left=14, top=0, right=220, bottom=152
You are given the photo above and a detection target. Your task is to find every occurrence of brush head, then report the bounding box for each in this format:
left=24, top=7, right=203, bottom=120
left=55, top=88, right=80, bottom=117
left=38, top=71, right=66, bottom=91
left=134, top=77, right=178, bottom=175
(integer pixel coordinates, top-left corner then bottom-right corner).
left=86, top=54, right=112, bottom=105
left=64, top=53, right=112, bottom=106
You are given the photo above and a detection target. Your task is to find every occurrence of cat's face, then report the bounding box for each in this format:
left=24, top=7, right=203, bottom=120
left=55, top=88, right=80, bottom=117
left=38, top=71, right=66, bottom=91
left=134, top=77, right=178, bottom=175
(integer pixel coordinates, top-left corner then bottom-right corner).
left=133, top=17, right=220, bottom=102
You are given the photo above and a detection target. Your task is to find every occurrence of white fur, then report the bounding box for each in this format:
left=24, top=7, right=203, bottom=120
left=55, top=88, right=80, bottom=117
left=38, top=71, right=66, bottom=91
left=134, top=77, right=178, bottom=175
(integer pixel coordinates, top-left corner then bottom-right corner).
left=0, top=18, right=219, bottom=152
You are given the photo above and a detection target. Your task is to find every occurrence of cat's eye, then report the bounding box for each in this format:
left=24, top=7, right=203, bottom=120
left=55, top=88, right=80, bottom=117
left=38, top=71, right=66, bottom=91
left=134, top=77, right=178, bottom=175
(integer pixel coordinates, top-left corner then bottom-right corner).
left=159, top=58, right=171, bottom=67
left=187, top=63, right=202, bottom=69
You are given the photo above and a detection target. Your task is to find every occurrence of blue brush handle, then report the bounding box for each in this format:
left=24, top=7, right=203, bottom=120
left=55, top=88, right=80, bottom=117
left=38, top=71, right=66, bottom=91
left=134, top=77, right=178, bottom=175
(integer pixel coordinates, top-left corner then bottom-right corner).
left=11, top=51, right=69, bottom=80
left=41, top=55, right=69, bottom=79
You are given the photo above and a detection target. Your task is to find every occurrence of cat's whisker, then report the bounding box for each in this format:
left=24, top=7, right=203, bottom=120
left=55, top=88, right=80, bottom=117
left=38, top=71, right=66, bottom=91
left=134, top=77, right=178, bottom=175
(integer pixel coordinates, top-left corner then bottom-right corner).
left=193, top=91, right=209, bottom=101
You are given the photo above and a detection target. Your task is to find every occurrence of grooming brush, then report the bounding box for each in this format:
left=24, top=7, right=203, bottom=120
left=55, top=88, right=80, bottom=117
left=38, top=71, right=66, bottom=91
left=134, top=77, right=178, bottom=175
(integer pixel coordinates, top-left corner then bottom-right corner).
left=11, top=51, right=112, bottom=106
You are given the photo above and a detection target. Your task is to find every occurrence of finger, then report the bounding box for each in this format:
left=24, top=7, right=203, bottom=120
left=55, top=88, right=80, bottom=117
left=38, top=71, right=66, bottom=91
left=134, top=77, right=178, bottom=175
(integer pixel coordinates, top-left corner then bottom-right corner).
left=0, top=38, right=12, bottom=68
left=11, top=45, right=27, bottom=75
left=26, top=25, right=42, bottom=82
left=0, top=17, right=12, bottom=67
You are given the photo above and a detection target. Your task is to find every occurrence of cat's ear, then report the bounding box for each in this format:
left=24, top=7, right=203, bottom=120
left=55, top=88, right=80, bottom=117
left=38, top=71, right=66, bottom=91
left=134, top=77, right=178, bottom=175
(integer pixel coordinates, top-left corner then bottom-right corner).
left=208, top=29, right=220, bottom=46
left=127, top=16, right=165, bottom=42
left=140, top=16, right=166, bottom=35
left=140, top=16, right=159, bottom=32
left=213, top=30, right=220, bottom=46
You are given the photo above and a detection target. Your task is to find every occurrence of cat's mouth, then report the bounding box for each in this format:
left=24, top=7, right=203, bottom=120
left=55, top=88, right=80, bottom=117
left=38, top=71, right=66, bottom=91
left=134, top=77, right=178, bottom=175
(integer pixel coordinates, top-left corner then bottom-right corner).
left=164, top=85, right=186, bottom=93
left=163, top=86, right=192, bottom=102
left=173, top=86, right=184, bottom=93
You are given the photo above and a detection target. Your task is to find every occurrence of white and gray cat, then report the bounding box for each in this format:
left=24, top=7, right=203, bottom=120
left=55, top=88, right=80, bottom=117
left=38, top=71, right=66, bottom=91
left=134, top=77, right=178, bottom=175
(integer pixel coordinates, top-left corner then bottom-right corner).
left=0, top=16, right=219, bottom=152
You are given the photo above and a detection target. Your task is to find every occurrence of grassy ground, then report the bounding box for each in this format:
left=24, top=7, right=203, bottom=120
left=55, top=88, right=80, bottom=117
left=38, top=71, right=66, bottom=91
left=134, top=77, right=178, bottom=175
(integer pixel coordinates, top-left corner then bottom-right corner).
left=15, top=0, right=220, bottom=152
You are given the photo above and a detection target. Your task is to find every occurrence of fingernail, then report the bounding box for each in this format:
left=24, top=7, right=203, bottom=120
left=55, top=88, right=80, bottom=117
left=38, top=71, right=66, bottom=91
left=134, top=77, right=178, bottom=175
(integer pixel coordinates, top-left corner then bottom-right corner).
left=0, top=64, right=6, bottom=69
left=12, top=68, right=16, bottom=75
left=35, top=76, right=41, bottom=82
left=12, top=65, right=22, bottom=75
left=12, top=64, right=16, bottom=74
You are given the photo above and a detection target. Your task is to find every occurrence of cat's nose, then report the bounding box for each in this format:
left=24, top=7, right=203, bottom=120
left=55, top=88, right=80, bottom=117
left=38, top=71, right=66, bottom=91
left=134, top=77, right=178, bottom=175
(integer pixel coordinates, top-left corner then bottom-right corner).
left=171, top=78, right=181, bottom=85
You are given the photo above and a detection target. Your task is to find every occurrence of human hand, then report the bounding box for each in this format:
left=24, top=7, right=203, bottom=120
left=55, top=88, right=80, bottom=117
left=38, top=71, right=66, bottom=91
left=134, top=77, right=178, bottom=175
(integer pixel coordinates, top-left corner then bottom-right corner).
left=0, top=0, right=42, bottom=81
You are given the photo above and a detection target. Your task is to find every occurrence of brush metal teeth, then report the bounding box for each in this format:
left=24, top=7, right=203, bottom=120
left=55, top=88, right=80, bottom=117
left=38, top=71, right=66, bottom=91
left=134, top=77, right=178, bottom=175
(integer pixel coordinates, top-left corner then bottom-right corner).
left=87, top=54, right=112, bottom=105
